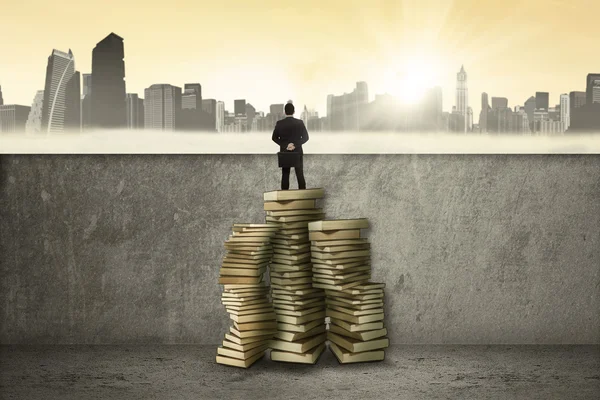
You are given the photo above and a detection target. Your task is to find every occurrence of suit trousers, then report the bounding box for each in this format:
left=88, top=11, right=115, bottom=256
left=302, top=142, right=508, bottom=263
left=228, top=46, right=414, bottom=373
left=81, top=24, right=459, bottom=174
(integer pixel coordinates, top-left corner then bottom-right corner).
left=281, top=158, right=306, bottom=190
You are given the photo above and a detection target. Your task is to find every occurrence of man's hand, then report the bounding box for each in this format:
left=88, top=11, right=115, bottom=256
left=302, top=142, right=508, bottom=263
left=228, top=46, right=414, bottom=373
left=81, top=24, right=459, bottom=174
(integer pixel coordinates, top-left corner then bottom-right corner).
left=287, top=143, right=296, bottom=151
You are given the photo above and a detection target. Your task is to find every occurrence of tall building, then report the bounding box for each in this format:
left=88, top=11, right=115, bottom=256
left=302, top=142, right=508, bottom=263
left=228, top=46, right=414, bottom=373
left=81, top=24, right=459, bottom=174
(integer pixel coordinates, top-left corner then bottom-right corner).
left=182, top=83, right=202, bottom=109
left=491, top=97, right=508, bottom=110
left=479, top=93, right=489, bottom=133
left=0, top=85, right=3, bottom=105
left=524, top=96, right=536, bottom=131
left=41, top=49, right=80, bottom=133
left=81, top=73, right=92, bottom=131
left=0, top=105, right=31, bottom=133
left=455, top=65, right=468, bottom=133
left=144, top=84, right=182, bottom=131
left=587, top=73, right=600, bottom=104
left=535, top=92, right=549, bottom=110
left=26, top=90, right=45, bottom=133
left=216, top=101, right=225, bottom=132
left=91, top=32, right=126, bottom=129
left=327, top=81, right=369, bottom=131
left=234, top=99, right=246, bottom=116
left=126, top=93, right=144, bottom=129
left=559, top=94, right=570, bottom=131
left=570, top=91, right=586, bottom=114
left=202, top=99, right=218, bottom=131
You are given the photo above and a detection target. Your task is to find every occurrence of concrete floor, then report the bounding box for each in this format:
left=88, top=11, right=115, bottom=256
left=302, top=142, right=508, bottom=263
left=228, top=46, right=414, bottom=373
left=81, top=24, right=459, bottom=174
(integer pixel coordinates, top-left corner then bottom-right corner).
left=0, top=345, right=598, bottom=400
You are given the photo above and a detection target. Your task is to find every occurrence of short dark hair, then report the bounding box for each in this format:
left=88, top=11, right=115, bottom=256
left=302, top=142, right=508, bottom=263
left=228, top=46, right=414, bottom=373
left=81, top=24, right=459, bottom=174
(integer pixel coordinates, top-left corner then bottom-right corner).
left=284, top=103, right=295, bottom=115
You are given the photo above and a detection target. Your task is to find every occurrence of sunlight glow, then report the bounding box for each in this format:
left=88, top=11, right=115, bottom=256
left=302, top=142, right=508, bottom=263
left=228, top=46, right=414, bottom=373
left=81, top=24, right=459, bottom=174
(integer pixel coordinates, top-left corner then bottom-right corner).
left=386, top=55, right=444, bottom=104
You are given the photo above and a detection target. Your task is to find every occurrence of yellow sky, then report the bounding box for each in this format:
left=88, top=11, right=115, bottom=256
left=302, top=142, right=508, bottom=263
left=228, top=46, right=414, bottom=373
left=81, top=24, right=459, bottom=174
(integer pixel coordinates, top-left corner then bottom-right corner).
left=1, top=0, right=598, bottom=118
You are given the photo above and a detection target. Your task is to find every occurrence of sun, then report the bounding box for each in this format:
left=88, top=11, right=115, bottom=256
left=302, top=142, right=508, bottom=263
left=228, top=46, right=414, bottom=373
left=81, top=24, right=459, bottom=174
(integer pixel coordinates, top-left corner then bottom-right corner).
left=385, top=55, right=443, bottom=105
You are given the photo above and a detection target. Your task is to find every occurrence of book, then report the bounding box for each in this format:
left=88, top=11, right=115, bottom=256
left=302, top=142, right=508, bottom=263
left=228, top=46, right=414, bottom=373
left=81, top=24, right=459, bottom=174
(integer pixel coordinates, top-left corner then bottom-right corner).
left=308, top=230, right=361, bottom=241
left=270, top=342, right=326, bottom=364
left=308, top=219, right=369, bottom=231
left=327, top=324, right=387, bottom=341
left=263, top=188, right=325, bottom=201
left=327, top=331, right=389, bottom=353
left=276, top=318, right=324, bottom=333
left=264, top=199, right=316, bottom=211
left=216, top=351, right=265, bottom=368
left=274, top=324, right=327, bottom=342
left=311, top=250, right=371, bottom=260
left=233, top=320, right=278, bottom=332
left=326, top=309, right=384, bottom=324
left=217, top=343, right=269, bottom=360
left=225, top=332, right=274, bottom=345
left=270, top=332, right=327, bottom=354
left=329, top=342, right=384, bottom=364
left=229, top=311, right=276, bottom=324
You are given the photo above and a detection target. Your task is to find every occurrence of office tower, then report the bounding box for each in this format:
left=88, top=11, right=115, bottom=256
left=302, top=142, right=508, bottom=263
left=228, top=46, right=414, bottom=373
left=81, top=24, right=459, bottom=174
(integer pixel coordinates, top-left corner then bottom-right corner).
left=467, top=107, right=473, bottom=131
left=81, top=73, right=92, bottom=131
left=479, top=93, right=489, bottom=133
left=216, top=101, right=225, bottom=132
left=41, top=49, right=80, bottom=133
left=91, top=32, right=126, bottom=128
left=234, top=99, right=246, bottom=116
left=26, top=90, right=45, bottom=133
left=535, top=92, right=549, bottom=110
left=126, top=93, right=144, bottom=129
left=559, top=94, right=570, bottom=131
left=0, top=105, right=31, bottom=133
left=327, top=82, right=369, bottom=131
left=454, top=65, right=468, bottom=133
left=523, top=96, right=536, bottom=132
left=182, top=83, right=202, bottom=110
left=0, top=85, right=3, bottom=105
left=202, top=99, right=218, bottom=131
left=143, top=84, right=182, bottom=130
left=569, top=91, right=586, bottom=114
left=491, top=97, right=508, bottom=110
left=587, top=74, right=600, bottom=104
left=245, top=103, right=256, bottom=131
left=509, top=110, right=530, bottom=134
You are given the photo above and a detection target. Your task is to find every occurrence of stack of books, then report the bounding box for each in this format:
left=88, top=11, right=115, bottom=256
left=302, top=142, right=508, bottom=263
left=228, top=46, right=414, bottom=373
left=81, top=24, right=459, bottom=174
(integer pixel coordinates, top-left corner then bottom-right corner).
left=216, top=223, right=280, bottom=368
left=308, top=219, right=389, bottom=363
left=263, top=189, right=328, bottom=364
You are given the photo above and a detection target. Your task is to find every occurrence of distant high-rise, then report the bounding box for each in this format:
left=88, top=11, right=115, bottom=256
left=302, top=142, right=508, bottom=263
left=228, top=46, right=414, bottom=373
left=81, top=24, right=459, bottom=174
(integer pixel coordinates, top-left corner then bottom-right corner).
left=91, top=32, right=126, bottom=128
left=0, top=85, right=3, bottom=105
left=569, top=91, right=586, bottom=112
left=455, top=65, right=468, bottom=133
left=126, top=93, right=144, bottom=129
left=143, top=84, right=182, bottom=130
left=41, top=49, right=80, bottom=133
left=81, top=73, right=92, bottom=131
left=535, top=92, right=549, bottom=110
left=479, top=93, right=489, bottom=133
left=0, top=105, right=31, bottom=133
left=182, top=83, right=202, bottom=109
left=234, top=99, right=246, bottom=116
left=26, top=90, right=45, bottom=133
left=491, top=97, right=508, bottom=110
left=560, top=94, right=570, bottom=131
left=327, top=81, right=369, bottom=131
left=524, top=96, right=536, bottom=131
left=245, top=103, right=256, bottom=131
left=202, top=99, right=218, bottom=131
left=216, top=101, right=225, bottom=132
left=587, top=73, right=600, bottom=104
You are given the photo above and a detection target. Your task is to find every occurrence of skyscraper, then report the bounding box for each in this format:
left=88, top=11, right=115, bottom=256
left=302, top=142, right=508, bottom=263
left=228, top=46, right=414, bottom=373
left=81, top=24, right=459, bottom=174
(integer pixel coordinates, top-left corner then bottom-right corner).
left=491, top=97, right=508, bottom=110
left=41, top=49, right=80, bottom=133
left=479, top=93, right=489, bottom=133
left=202, top=99, right=218, bottom=131
left=144, top=84, right=182, bottom=130
left=535, top=92, right=549, bottom=110
left=524, top=96, right=536, bottom=131
left=0, top=85, right=3, bottom=105
left=0, top=105, right=31, bottom=133
left=560, top=94, right=570, bottom=131
left=216, top=101, right=225, bottom=132
left=587, top=73, right=600, bottom=104
left=26, top=90, right=45, bottom=133
left=81, top=73, right=92, bottom=131
left=455, top=65, right=468, bottom=133
left=91, top=32, right=126, bottom=128
left=234, top=99, right=246, bottom=116
left=126, top=93, right=144, bottom=129
left=327, top=82, right=369, bottom=131
left=182, top=83, right=202, bottom=109
left=570, top=91, right=586, bottom=112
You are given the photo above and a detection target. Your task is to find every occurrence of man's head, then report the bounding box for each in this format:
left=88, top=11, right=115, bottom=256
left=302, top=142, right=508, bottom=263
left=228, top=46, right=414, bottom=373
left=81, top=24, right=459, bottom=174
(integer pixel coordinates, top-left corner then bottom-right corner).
left=284, top=102, right=295, bottom=116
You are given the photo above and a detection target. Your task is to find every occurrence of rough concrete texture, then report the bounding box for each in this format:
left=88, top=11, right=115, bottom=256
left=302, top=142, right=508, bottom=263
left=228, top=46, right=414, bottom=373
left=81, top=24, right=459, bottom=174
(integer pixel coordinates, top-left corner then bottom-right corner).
left=0, top=345, right=598, bottom=399
left=0, top=154, right=599, bottom=345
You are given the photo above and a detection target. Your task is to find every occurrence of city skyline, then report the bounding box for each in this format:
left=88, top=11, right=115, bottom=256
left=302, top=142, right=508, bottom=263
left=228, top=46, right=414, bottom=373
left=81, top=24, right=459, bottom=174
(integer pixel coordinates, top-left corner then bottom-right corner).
left=1, top=0, right=599, bottom=118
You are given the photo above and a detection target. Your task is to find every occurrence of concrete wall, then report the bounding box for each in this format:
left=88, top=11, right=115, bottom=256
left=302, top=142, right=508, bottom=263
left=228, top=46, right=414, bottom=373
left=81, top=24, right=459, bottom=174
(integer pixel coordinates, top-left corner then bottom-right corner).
left=1, top=154, right=598, bottom=345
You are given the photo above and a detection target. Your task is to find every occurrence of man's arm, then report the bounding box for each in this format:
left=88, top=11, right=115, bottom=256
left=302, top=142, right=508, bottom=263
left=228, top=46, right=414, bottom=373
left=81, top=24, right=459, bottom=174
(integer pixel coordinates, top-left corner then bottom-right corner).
left=272, top=123, right=282, bottom=146
left=298, top=121, right=309, bottom=145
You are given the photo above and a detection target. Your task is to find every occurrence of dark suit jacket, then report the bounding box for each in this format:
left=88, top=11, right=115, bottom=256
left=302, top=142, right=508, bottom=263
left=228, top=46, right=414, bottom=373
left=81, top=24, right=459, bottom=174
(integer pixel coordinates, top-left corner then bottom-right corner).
left=272, top=117, right=309, bottom=154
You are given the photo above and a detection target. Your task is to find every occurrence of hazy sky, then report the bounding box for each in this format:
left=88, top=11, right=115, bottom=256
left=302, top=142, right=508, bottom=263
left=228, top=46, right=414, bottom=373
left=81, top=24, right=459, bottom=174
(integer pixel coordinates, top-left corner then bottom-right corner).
left=1, top=0, right=598, bottom=118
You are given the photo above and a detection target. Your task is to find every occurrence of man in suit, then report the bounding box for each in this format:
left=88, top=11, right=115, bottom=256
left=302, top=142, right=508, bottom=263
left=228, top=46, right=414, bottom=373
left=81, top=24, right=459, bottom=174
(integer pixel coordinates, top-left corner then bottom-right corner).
left=272, top=102, right=309, bottom=190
